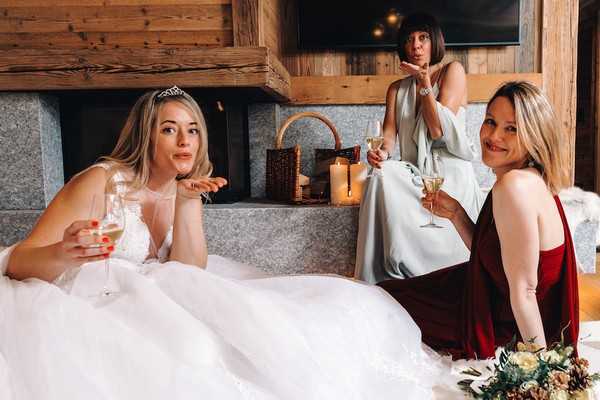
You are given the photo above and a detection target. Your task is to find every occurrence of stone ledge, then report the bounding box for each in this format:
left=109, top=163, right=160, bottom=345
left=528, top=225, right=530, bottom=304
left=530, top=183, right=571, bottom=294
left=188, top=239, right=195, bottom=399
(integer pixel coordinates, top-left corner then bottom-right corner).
left=0, top=204, right=360, bottom=276
left=1, top=202, right=596, bottom=275
left=204, top=201, right=358, bottom=276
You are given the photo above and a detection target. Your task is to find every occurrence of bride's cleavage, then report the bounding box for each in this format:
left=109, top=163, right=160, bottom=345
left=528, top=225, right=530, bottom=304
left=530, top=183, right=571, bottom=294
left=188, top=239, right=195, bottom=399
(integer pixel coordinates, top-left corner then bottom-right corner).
left=138, top=191, right=174, bottom=259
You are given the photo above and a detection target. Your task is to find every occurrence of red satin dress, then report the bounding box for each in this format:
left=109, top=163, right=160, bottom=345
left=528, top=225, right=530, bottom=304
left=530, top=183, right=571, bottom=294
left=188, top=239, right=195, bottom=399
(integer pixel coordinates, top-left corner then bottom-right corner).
left=378, top=193, right=579, bottom=359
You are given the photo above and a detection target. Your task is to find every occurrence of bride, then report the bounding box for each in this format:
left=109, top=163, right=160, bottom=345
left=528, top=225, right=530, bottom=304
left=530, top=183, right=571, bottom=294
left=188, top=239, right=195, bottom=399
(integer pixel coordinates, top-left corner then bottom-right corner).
left=0, top=86, right=448, bottom=399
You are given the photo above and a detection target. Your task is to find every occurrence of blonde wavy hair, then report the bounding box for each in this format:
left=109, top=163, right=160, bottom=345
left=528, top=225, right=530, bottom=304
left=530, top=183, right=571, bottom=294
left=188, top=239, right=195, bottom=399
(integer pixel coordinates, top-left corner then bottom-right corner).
left=488, top=81, right=570, bottom=194
left=101, top=89, right=212, bottom=191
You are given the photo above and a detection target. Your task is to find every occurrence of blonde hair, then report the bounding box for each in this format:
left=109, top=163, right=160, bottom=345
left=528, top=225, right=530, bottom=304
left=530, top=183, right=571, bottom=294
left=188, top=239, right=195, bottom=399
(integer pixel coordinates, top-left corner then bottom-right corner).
left=488, top=81, right=570, bottom=194
left=100, top=89, right=213, bottom=191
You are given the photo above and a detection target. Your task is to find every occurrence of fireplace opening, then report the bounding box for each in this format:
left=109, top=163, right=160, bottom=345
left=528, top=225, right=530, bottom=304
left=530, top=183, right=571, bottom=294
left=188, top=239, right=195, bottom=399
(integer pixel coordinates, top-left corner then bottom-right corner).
left=58, top=89, right=250, bottom=203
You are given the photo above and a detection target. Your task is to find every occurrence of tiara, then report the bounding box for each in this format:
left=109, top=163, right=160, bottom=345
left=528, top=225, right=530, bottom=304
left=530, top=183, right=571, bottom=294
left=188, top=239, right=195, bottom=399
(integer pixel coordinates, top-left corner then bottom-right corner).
left=157, top=86, right=186, bottom=99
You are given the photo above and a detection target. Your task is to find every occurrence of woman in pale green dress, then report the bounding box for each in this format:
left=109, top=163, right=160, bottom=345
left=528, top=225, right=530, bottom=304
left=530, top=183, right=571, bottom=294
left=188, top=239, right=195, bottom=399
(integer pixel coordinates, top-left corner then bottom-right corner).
left=355, top=13, right=484, bottom=283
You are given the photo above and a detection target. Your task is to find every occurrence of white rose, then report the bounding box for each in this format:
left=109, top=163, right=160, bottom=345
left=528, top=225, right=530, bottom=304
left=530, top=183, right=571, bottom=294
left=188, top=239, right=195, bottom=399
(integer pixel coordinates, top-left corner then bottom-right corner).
left=509, top=352, right=539, bottom=373
left=520, top=380, right=539, bottom=391
left=541, top=350, right=562, bottom=364
left=564, top=346, right=574, bottom=357
left=549, top=390, right=569, bottom=400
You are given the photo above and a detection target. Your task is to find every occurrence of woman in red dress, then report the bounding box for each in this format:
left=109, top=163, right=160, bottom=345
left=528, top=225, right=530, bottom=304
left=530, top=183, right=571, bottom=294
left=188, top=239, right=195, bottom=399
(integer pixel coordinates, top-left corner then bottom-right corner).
left=378, top=81, right=579, bottom=360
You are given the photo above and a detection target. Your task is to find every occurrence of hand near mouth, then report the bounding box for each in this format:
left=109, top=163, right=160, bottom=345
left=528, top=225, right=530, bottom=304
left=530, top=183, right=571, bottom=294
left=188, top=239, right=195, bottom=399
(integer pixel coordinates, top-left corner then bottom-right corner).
left=400, top=61, right=431, bottom=87
left=177, top=177, right=228, bottom=199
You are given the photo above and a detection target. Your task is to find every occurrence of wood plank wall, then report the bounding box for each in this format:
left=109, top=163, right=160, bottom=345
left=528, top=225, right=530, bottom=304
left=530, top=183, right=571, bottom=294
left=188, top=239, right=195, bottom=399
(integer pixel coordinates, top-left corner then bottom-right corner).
left=231, top=0, right=293, bottom=61
left=0, top=0, right=233, bottom=50
left=279, top=0, right=541, bottom=76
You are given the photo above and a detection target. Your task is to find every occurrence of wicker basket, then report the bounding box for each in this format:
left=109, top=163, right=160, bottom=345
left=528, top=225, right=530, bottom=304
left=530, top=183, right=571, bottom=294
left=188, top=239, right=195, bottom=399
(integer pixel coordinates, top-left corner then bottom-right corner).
left=266, top=111, right=359, bottom=203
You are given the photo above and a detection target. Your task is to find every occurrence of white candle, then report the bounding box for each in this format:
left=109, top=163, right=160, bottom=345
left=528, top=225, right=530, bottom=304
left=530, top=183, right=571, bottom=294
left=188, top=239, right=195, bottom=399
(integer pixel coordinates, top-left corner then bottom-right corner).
left=349, top=162, right=368, bottom=204
left=330, top=162, right=349, bottom=206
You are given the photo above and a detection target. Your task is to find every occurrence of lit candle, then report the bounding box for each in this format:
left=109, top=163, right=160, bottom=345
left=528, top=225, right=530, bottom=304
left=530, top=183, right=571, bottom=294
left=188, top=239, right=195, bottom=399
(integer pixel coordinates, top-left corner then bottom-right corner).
left=349, top=162, right=368, bottom=204
left=330, top=162, right=349, bottom=206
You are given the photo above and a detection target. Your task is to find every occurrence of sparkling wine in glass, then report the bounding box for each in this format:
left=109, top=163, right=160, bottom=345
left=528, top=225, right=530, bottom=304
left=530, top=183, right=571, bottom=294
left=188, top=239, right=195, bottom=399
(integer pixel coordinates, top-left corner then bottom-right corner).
left=89, top=193, right=125, bottom=296
left=366, top=136, right=384, bottom=152
left=420, top=154, right=445, bottom=229
left=365, top=120, right=384, bottom=177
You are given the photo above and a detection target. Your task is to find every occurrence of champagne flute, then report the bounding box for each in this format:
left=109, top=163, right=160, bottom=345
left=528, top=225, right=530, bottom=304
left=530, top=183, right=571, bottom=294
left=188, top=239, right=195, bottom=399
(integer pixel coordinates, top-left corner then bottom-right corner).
left=365, top=120, right=384, bottom=177
left=89, top=193, right=125, bottom=296
left=420, top=154, right=445, bottom=229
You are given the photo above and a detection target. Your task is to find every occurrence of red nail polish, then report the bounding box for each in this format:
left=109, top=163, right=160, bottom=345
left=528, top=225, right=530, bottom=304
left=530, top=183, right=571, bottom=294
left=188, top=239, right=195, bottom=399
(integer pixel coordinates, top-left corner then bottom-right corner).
left=102, top=237, right=110, bottom=243
left=103, top=253, right=110, bottom=258
left=91, top=220, right=99, bottom=228
left=107, top=245, right=114, bottom=252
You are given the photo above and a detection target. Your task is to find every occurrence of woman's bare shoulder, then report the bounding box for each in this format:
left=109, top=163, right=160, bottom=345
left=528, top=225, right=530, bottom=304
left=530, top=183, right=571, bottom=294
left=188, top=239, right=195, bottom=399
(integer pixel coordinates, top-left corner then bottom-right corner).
left=492, top=169, right=545, bottom=208
left=63, top=165, right=109, bottom=197
left=444, top=60, right=466, bottom=75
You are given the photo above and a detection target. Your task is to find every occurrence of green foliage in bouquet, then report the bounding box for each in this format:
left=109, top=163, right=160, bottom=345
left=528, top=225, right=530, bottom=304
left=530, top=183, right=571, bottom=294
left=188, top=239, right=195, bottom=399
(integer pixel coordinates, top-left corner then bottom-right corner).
left=458, top=336, right=600, bottom=400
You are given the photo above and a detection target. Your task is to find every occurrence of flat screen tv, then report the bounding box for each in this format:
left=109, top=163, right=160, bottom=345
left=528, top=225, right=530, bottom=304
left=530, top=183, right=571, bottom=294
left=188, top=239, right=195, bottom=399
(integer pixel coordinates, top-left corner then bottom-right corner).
left=297, top=0, right=520, bottom=49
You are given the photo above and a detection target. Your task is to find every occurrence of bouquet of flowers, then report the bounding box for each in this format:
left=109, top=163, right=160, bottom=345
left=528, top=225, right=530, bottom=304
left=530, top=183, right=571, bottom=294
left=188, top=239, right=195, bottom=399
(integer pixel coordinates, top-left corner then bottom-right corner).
left=458, top=339, right=599, bottom=400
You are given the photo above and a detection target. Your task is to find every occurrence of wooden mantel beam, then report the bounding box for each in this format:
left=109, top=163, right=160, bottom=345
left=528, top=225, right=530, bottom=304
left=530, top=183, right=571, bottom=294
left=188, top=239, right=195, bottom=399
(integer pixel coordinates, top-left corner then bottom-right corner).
left=0, top=46, right=290, bottom=101
left=289, top=73, right=544, bottom=105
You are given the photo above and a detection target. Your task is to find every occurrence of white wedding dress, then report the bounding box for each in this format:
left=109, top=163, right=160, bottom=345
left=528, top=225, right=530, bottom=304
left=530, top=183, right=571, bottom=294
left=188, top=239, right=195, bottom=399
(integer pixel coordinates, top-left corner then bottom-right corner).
left=0, top=198, right=458, bottom=400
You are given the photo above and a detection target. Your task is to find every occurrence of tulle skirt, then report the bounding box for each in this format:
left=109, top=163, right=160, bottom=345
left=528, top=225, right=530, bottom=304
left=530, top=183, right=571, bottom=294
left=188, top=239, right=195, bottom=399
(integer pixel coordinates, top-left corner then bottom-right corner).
left=0, top=247, right=449, bottom=399
left=2, top=247, right=599, bottom=399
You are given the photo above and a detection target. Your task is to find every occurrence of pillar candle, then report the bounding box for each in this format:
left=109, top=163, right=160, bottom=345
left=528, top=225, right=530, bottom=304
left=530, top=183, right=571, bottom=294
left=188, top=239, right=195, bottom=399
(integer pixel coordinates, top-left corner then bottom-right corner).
left=349, top=162, right=368, bottom=204
left=330, top=162, right=349, bottom=206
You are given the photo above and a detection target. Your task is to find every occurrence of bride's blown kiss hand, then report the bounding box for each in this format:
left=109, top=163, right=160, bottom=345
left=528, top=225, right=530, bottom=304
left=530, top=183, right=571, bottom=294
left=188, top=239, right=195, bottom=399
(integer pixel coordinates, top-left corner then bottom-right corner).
left=177, top=176, right=228, bottom=198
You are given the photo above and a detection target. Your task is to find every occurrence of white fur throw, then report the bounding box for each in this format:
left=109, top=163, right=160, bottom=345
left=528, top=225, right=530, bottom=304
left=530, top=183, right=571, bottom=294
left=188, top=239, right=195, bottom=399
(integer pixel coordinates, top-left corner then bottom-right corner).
left=559, top=186, right=600, bottom=246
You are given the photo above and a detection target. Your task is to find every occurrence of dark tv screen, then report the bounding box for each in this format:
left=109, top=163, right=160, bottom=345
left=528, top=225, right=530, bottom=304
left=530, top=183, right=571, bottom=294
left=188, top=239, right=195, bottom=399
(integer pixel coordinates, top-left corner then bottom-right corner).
left=298, top=0, right=520, bottom=49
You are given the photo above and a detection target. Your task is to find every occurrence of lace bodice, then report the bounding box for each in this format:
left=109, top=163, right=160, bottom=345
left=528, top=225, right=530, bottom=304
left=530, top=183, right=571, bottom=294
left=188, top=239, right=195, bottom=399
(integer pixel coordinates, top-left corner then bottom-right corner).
left=115, top=200, right=173, bottom=265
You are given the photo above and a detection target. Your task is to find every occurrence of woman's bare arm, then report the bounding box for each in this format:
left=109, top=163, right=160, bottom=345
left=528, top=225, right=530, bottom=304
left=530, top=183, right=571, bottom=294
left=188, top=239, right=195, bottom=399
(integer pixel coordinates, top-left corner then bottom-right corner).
left=493, top=171, right=546, bottom=348
left=419, top=61, right=466, bottom=140
left=6, top=167, right=112, bottom=281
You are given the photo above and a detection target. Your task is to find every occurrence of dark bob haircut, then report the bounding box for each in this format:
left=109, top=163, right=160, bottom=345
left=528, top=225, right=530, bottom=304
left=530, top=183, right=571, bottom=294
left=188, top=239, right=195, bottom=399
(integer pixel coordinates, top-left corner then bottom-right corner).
left=396, top=13, right=445, bottom=66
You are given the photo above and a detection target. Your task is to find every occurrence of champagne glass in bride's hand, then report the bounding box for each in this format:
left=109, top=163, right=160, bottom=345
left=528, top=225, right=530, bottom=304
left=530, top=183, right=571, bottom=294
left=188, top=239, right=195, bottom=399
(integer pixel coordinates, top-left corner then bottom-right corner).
left=365, top=120, right=384, bottom=177
left=89, top=193, right=125, bottom=296
left=420, top=155, right=445, bottom=229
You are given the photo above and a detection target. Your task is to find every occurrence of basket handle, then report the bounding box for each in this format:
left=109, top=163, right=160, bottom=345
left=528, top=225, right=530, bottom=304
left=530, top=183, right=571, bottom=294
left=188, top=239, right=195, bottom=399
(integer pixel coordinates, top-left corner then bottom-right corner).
left=275, top=111, right=341, bottom=150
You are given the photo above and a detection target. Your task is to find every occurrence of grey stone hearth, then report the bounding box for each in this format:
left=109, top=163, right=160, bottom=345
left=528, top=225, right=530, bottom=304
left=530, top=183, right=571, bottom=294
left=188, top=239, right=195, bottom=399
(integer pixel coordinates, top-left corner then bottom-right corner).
left=0, top=93, right=597, bottom=275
